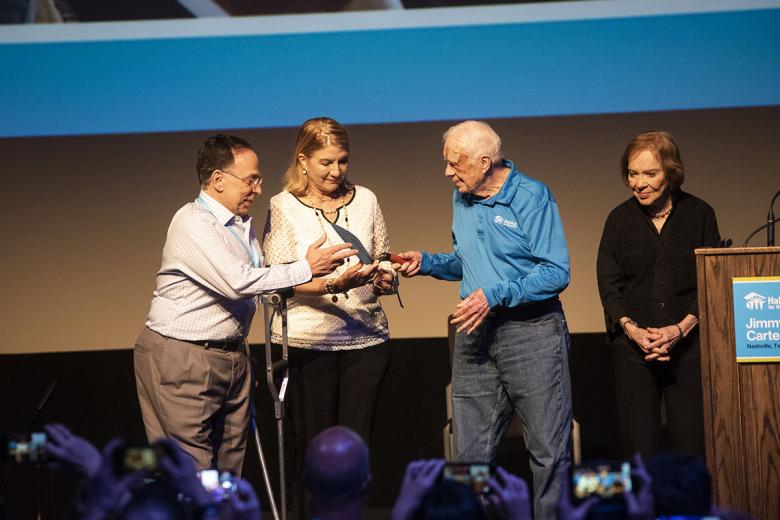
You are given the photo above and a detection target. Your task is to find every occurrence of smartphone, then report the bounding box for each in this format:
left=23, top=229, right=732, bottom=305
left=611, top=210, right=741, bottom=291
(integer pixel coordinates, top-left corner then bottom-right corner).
left=2, top=432, right=48, bottom=463
left=198, top=469, right=238, bottom=501
left=571, top=460, right=632, bottom=501
left=113, top=446, right=159, bottom=474
left=441, top=463, right=495, bottom=495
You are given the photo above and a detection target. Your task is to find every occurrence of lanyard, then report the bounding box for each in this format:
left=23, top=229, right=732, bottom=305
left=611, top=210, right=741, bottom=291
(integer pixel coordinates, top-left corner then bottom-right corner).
left=196, top=196, right=260, bottom=268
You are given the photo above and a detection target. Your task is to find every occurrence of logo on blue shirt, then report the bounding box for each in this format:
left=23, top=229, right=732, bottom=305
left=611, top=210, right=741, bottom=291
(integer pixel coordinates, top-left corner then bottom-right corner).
left=494, top=215, right=518, bottom=229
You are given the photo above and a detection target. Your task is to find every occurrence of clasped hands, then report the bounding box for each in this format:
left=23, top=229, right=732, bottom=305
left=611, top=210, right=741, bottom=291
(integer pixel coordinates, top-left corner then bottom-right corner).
left=624, top=322, right=683, bottom=362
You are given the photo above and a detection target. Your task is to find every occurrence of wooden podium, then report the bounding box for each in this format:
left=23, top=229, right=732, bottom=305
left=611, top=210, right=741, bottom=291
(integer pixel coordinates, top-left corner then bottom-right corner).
left=696, top=246, right=780, bottom=520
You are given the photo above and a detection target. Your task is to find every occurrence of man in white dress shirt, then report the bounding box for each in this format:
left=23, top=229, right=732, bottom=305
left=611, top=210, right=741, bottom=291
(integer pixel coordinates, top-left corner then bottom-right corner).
left=134, top=134, right=355, bottom=474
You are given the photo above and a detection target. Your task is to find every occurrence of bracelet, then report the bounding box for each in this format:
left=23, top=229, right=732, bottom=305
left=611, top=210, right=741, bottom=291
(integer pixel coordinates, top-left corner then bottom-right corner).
left=324, top=280, right=349, bottom=303
left=620, top=318, right=638, bottom=335
left=675, top=323, right=684, bottom=338
left=324, top=280, right=339, bottom=294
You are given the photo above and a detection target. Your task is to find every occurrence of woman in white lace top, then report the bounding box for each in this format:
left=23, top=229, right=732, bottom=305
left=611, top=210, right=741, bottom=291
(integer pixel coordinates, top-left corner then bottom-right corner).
left=262, top=117, right=395, bottom=510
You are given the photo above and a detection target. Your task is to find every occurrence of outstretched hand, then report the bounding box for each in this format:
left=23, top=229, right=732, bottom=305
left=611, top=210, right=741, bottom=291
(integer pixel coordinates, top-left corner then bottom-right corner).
left=76, top=438, right=146, bottom=520
left=336, top=261, right=379, bottom=291
left=486, top=467, right=532, bottom=520
left=393, top=251, right=422, bottom=278
left=155, top=437, right=212, bottom=507
left=392, top=459, right=446, bottom=520
left=44, top=423, right=101, bottom=479
left=223, top=478, right=262, bottom=520
left=624, top=453, right=654, bottom=520
left=556, top=464, right=599, bottom=520
left=305, top=234, right=357, bottom=277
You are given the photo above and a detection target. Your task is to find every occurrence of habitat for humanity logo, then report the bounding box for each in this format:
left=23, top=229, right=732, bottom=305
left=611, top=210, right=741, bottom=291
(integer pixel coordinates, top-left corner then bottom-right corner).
left=745, top=292, right=766, bottom=310
left=494, top=215, right=518, bottom=229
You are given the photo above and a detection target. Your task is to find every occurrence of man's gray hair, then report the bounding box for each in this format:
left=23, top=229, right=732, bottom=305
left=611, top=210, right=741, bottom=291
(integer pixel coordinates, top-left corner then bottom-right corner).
left=443, top=120, right=503, bottom=164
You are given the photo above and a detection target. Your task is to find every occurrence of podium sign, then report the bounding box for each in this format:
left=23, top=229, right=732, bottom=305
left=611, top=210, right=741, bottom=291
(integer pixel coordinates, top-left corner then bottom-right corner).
left=732, top=276, right=780, bottom=362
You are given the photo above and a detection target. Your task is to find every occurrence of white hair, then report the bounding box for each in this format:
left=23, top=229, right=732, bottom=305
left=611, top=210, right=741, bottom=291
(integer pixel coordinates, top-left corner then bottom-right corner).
left=442, top=120, right=503, bottom=164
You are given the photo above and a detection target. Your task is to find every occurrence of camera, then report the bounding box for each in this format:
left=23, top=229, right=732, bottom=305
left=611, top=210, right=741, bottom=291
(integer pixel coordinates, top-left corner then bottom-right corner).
left=441, top=463, right=495, bottom=495
left=197, top=469, right=238, bottom=501
left=570, top=460, right=632, bottom=501
left=112, top=445, right=162, bottom=474
left=1, top=432, right=48, bottom=464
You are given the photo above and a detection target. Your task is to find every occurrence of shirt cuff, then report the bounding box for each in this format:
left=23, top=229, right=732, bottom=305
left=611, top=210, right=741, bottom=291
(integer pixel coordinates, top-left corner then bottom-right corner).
left=289, top=259, right=313, bottom=285
left=419, top=252, right=432, bottom=275
left=482, top=286, right=499, bottom=308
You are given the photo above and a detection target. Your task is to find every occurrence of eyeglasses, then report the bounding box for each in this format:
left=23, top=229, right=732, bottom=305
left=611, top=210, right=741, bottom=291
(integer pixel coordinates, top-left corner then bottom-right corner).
left=218, top=169, right=263, bottom=188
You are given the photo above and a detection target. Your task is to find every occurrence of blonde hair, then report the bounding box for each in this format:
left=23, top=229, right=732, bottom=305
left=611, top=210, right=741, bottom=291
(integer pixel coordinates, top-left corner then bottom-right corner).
left=284, top=117, right=353, bottom=196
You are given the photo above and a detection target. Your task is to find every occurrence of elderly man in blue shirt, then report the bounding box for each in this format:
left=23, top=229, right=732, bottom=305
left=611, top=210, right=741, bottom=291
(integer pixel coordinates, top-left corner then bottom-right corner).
left=396, top=120, right=572, bottom=519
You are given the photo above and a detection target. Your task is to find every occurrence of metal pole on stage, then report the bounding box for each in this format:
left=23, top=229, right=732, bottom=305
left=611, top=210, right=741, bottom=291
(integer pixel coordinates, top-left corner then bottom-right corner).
left=245, top=333, right=281, bottom=520
left=27, top=382, right=57, bottom=520
left=247, top=290, right=291, bottom=520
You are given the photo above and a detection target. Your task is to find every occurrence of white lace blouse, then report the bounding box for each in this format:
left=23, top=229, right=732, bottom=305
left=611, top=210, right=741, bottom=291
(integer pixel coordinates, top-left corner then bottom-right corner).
left=262, top=186, right=391, bottom=350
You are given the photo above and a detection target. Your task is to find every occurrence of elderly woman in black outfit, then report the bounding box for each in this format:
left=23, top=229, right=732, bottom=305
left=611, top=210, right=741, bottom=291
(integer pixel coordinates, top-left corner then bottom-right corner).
left=597, top=131, right=720, bottom=458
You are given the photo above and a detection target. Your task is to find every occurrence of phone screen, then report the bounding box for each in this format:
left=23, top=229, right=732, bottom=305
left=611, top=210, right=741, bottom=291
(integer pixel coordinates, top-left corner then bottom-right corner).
left=571, top=461, right=632, bottom=500
left=441, top=463, right=494, bottom=495
left=114, top=446, right=158, bottom=474
left=5, top=432, right=47, bottom=463
left=198, top=470, right=237, bottom=501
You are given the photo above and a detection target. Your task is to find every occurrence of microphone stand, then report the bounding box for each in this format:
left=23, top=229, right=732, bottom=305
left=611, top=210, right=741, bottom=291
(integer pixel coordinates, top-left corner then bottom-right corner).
left=26, top=382, right=58, bottom=520
left=768, top=189, right=780, bottom=246
left=743, top=217, right=780, bottom=247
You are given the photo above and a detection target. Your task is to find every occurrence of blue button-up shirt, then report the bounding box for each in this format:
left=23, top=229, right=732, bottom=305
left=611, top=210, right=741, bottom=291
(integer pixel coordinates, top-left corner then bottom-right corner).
left=420, top=160, right=570, bottom=309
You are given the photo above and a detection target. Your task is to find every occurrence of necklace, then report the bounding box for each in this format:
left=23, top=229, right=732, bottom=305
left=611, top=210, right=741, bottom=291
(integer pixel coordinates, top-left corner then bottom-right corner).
left=313, top=203, right=350, bottom=230
left=313, top=201, right=351, bottom=302
left=306, top=188, right=349, bottom=215
left=650, top=199, right=673, bottom=219
left=308, top=191, right=352, bottom=269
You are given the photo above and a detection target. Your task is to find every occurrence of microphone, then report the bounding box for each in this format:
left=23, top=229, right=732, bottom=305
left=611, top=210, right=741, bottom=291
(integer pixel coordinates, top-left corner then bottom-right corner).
left=26, top=381, right=58, bottom=432
left=768, top=188, right=780, bottom=246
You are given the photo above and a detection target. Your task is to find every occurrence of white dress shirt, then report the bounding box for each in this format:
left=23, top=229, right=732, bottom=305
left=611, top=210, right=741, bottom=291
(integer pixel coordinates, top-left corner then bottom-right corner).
left=146, top=191, right=312, bottom=341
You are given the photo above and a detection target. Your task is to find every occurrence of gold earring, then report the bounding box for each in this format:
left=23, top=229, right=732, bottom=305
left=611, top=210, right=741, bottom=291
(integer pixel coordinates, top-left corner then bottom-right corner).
left=303, top=168, right=307, bottom=175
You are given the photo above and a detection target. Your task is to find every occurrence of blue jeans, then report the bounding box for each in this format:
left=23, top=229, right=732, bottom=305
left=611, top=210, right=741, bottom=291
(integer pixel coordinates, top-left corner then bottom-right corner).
left=451, top=301, right=572, bottom=520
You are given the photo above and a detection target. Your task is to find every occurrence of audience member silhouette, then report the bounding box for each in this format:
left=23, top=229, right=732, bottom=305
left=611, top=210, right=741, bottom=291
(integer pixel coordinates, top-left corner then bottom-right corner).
left=304, top=426, right=371, bottom=520
left=414, top=478, right=489, bottom=520
left=646, top=452, right=710, bottom=517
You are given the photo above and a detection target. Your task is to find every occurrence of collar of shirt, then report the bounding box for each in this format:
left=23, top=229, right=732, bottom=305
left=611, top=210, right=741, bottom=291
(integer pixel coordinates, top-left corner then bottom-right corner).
left=461, top=159, right=521, bottom=208
left=198, top=191, right=252, bottom=232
